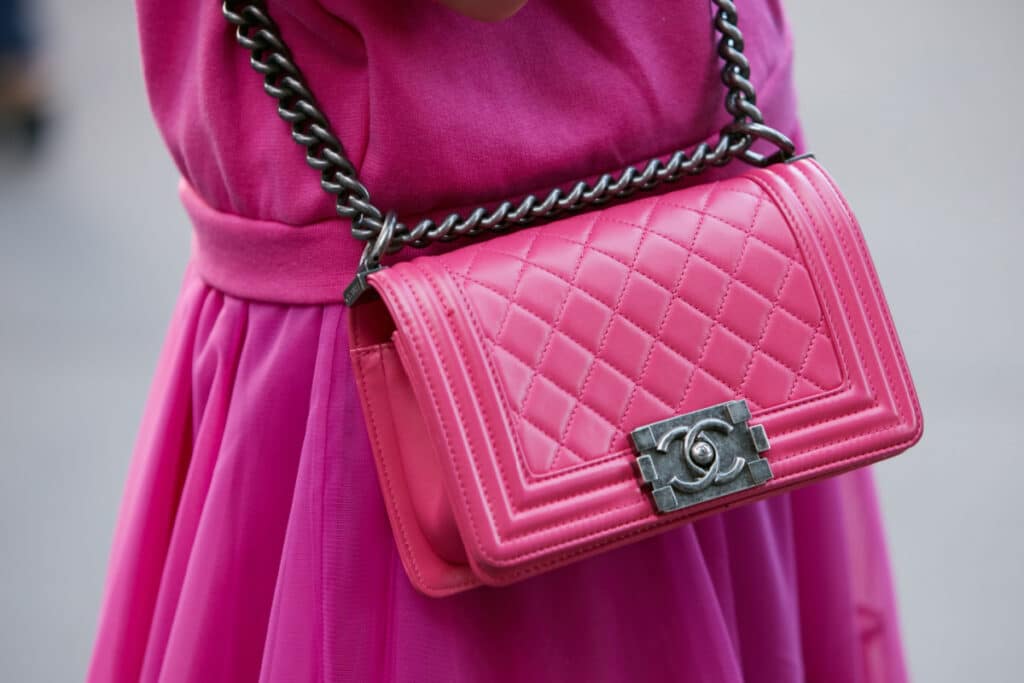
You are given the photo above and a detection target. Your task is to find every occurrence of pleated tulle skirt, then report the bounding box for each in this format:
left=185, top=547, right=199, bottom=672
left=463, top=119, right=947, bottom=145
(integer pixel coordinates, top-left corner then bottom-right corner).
left=87, top=263, right=907, bottom=682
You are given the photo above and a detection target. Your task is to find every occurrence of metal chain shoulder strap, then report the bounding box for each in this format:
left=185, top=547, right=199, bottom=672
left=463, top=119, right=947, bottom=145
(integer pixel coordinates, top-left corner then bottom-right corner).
left=221, top=0, right=796, bottom=304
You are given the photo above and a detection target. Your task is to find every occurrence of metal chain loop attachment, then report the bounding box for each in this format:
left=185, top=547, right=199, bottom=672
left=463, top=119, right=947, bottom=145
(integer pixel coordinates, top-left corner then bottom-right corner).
left=221, top=0, right=796, bottom=304
left=723, top=121, right=796, bottom=166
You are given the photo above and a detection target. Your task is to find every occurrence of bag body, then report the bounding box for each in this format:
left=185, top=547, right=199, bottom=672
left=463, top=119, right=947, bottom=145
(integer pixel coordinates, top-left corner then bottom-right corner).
left=349, top=157, right=922, bottom=595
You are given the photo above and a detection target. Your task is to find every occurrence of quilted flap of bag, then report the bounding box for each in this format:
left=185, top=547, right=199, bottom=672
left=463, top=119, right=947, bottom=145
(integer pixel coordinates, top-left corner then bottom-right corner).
left=366, top=158, right=921, bottom=570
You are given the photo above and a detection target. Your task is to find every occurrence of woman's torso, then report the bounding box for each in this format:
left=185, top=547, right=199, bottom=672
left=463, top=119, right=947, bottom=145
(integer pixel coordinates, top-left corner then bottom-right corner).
left=138, top=0, right=796, bottom=243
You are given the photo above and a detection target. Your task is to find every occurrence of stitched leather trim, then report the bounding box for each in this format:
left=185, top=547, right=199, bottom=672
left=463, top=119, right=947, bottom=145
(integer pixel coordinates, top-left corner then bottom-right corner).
left=351, top=344, right=479, bottom=594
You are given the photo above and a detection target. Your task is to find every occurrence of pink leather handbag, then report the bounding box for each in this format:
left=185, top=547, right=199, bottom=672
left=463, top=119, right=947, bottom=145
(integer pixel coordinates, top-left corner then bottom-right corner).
left=225, top=0, right=923, bottom=596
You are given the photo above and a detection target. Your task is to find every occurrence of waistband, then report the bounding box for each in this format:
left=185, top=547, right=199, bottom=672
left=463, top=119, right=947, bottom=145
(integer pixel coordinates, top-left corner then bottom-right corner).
left=181, top=180, right=363, bottom=305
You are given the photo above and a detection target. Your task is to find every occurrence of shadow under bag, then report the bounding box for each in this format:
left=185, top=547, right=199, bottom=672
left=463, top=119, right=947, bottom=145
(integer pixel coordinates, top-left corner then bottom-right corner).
left=224, top=0, right=923, bottom=595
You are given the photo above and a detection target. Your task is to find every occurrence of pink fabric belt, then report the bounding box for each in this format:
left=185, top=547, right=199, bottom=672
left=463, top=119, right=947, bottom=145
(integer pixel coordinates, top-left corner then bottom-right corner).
left=181, top=181, right=364, bottom=306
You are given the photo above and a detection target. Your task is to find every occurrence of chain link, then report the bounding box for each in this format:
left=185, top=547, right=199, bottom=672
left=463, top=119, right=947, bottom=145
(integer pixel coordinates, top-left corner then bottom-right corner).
left=221, top=0, right=795, bottom=303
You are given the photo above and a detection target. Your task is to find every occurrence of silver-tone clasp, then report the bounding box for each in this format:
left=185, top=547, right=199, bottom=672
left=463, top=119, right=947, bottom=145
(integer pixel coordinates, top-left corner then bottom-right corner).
left=631, top=399, right=772, bottom=513
left=343, top=211, right=397, bottom=306
left=342, top=262, right=384, bottom=306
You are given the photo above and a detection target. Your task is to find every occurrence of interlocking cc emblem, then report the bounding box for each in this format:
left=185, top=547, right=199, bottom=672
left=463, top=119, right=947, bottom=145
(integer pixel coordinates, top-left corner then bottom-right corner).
left=631, top=400, right=773, bottom=513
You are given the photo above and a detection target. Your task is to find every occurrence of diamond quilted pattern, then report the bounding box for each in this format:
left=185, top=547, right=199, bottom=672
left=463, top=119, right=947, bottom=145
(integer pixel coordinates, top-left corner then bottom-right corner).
left=450, top=177, right=843, bottom=477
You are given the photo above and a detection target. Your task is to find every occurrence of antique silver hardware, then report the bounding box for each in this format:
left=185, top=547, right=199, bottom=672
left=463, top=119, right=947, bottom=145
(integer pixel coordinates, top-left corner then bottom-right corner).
left=631, top=400, right=772, bottom=514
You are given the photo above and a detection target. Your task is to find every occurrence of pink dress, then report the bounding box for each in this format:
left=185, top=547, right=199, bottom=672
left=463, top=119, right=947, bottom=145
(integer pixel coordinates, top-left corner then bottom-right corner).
left=89, top=1, right=908, bottom=681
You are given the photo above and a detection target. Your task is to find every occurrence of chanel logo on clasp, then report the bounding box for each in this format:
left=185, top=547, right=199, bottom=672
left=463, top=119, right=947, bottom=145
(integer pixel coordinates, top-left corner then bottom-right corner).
left=631, top=400, right=773, bottom=513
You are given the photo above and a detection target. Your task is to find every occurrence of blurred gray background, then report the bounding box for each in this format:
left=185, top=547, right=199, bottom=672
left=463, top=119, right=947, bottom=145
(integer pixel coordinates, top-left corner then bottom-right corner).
left=0, top=1, right=1020, bottom=681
